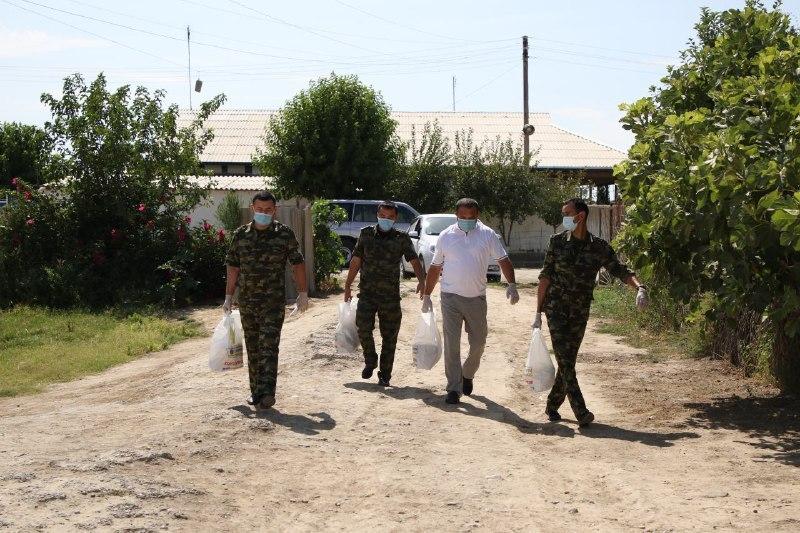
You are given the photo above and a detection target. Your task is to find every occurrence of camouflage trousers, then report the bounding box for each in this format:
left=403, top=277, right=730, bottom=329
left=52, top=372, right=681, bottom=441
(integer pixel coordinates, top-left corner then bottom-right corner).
left=545, top=303, right=591, bottom=417
left=356, top=296, right=402, bottom=380
left=239, top=302, right=286, bottom=401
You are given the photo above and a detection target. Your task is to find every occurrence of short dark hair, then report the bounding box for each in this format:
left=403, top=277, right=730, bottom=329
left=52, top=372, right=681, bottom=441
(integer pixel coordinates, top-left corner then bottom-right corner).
left=455, top=198, right=479, bottom=212
left=565, top=197, right=589, bottom=216
left=252, top=191, right=277, bottom=205
left=377, top=201, right=398, bottom=215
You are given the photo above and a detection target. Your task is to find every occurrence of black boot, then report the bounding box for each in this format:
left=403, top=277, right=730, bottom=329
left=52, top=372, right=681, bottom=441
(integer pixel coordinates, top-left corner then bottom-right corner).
left=362, top=365, right=375, bottom=379
left=462, top=377, right=473, bottom=396
left=445, top=391, right=460, bottom=404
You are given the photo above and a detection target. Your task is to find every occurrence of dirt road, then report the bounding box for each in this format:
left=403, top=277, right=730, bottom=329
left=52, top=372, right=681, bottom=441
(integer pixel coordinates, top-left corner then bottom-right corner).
left=1, top=280, right=798, bottom=531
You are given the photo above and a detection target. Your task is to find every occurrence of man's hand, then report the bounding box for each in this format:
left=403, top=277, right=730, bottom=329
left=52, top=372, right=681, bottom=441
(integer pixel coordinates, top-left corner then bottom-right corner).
left=416, top=279, right=425, bottom=296
left=421, top=295, right=433, bottom=313
left=222, top=294, right=233, bottom=314
left=296, top=292, right=309, bottom=313
left=636, top=286, right=649, bottom=309
left=344, top=285, right=352, bottom=302
left=506, top=283, right=519, bottom=305
left=532, top=312, right=542, bottom=329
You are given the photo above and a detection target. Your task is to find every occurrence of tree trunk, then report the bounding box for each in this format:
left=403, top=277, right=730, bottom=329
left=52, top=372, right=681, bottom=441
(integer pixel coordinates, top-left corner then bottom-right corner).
left=772, top=311, right=800, bottom=394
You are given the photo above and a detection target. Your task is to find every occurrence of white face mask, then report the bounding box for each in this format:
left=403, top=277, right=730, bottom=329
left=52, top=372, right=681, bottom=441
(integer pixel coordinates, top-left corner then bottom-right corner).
left=562, top=215, right=578, bottom=231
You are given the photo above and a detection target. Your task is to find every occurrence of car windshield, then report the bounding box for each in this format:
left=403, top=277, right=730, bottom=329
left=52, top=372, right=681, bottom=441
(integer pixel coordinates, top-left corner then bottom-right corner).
left=422, top=216, right=455, bottom=236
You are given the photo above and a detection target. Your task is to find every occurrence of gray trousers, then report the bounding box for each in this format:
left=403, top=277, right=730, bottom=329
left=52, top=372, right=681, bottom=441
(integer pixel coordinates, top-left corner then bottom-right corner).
left=440, top=292, right=489, bottom=394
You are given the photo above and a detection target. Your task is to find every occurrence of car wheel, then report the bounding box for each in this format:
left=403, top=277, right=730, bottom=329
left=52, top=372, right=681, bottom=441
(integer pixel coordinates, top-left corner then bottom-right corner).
left=487, top=275, right=501, bottom=283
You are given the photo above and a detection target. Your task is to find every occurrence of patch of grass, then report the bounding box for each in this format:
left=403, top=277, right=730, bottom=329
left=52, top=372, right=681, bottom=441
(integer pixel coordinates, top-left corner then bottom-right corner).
left=0, top=306, right=203, bottom=397
left=591, top=284, right=701, bottom=362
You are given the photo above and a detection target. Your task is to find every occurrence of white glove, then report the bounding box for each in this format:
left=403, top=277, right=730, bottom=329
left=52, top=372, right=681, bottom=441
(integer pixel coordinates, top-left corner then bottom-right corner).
left=636, top=286, right=649, bottom=309
left=222, top=294, right=233, bottom=314
left=421, top=295, right=432, bottom=313
left=532, top=312, right=542, bottom=329
left=506, top=283, right=519, bottom=305
left=296, top=292, right=309, bottom=313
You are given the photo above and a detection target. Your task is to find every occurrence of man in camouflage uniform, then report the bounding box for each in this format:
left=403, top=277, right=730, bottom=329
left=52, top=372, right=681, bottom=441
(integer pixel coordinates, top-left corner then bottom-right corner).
left=223, top=191, right=308, bottom=410
left=344, top=201, right=425, bottom=386
left=534, top=198, right=648, bottom=426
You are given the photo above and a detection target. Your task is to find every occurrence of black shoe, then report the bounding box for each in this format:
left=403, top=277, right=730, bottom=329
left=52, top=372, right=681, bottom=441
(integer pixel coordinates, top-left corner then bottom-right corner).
left=257, top=395, right=276, bottom=410
left=445, top=391, right=460, bottom=404
left=246, top=396, right=261, bottom=406
left=377, top=376, right=390, bottom=387
left=577, top=411, right=595, bottom=427
left=462, top=377, right=473, bottom=396
left=545, top=409, right=561, bottom=422
left=362, top=365, right=375, bottom=379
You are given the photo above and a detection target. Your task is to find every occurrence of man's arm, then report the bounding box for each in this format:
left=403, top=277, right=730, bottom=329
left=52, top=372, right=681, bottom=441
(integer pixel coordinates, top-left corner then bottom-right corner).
left=292, top=262, right=308, bottom=293
left=536, top=276, right=550, bottom=314
left=410, top=258, right=426, bottom=294
left=498, top=257, right=515, bottom=284
left=226, top=266, right=240, bottom=296
left=344, top=256, right=362, bottom=301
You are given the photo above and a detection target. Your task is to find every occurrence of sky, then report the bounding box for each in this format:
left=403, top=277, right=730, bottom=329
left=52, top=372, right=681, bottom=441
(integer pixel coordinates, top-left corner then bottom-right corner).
left=2, top=0, right=799, bottom=152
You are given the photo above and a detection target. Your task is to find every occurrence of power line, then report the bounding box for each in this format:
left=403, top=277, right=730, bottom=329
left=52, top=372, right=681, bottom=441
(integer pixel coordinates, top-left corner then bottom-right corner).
left=2, top=0, right=183, bottom=66
left=333, top=0, right=513, bottom=44
left=455, top=64, right=517, bottom=105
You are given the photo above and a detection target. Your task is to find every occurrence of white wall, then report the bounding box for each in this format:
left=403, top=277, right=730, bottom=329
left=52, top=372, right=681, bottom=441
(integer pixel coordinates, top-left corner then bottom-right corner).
left=189, top=190, right=309, bottom=228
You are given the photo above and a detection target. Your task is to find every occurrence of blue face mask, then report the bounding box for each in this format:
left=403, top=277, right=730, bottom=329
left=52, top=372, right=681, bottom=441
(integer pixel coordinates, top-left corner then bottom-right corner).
left=377, top=217, right=395, bottom=232
left=253, top=212, right=273, bottom=226
left=562, top=215, right=577, bottom=231
left=457, top=218, right=477, bottom=233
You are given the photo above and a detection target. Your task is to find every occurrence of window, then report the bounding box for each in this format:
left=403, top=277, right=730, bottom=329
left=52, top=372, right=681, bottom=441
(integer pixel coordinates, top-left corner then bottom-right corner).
left=423, top=216, right=455, bottom=236
left=244, top=164, right=253, bottom=175
left=396, top=205, right=416, bottom=224
left=221, top=164, right=229, bottom=175
left=331, top=202, right=354, bottom=221
left=353, top=203, right=379, bottom=223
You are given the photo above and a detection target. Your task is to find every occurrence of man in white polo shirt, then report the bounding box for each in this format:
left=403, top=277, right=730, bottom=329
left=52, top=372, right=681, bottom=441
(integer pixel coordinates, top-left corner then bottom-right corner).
left=421, top=198, right=519, bottom=404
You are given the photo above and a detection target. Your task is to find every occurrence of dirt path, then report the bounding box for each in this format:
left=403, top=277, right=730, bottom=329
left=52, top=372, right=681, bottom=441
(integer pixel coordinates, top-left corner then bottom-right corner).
left=1, top=280, right=798, bottom=532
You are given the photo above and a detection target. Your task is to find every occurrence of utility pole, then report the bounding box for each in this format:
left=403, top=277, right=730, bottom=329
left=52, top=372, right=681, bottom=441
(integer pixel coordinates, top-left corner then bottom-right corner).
left=187, top=26, right=192, bottom=111
left=522, top=35, right=530, bottom=159
left=452, top=76, right=456, bottom=111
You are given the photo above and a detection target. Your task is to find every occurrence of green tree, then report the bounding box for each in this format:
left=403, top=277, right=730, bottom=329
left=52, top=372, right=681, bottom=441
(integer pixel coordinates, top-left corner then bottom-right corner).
left=0, top=122, right=62, bottom=190
left=255, top=73, right=403, bottom=200
left=216, top=190, right=243, bottom=232
left=0, top=73, right=226, bottom=307
left=386, top=121, right=454, bottom=213
left=535, top=172, right=584, bottom=232
left=614, top=1, right=800, bottom=391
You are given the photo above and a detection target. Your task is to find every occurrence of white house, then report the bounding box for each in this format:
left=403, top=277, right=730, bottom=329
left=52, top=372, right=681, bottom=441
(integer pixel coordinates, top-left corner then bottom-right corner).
left=181, top=110, right=625, bottom=252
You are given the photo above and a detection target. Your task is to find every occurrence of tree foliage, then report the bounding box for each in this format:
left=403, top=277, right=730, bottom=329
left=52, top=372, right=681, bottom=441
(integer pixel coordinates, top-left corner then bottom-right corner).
left=535, top=172, right=584, bottom=231
left=0, top=73, right=226, bottom=308
left=614, top=1, right=800, bottom=390
left=0, top=122, right=62, bottom=190
left=386, top=121, right=454, bottom=214
left=255, top=73, right=402, bottom=200
left=216, top=190, right=243, bottom=232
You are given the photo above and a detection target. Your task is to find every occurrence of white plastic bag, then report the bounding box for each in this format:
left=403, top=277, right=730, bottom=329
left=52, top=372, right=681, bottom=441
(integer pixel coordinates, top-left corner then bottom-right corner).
left=524, top=327, right=555, bottom=392
left=412, top=309, right=442, bottom=370
left=209, top=310, right=244, bottom=372
left=334, top=298, right=360, bottom=353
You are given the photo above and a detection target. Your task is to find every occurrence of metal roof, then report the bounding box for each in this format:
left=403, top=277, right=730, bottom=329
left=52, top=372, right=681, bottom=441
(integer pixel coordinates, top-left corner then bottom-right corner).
left=185, top=175, right=273, bottom=191
left=179, top=109, right=625, bottom=170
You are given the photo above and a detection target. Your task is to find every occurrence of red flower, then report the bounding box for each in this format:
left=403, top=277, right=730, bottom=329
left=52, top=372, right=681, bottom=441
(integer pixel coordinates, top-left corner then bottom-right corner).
left=146, top=219, right=156, bottom=230
left=25, top=218, right=34, bottom=226
left=23, top=191, right=32, bottom=201
left=184, top=216, right=192, bottom=225
left=202, top=220, right=212, bottom=232
left=110, top=228, right=121, bottom=240
left=217, top=229, right=225, bottom=242
left=92, top=251, right=106, bottom=266
left=10, top=177, right=17, bottom=187
left=137, top=203, right=146, bottom=212
left=177, top=227, right=187, bottom=242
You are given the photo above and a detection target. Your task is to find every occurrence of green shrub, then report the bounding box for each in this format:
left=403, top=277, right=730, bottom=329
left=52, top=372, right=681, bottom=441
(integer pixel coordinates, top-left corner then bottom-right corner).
left=216, top=191, right=243, bottom=232
left=311, top=200, right=347, bottom=288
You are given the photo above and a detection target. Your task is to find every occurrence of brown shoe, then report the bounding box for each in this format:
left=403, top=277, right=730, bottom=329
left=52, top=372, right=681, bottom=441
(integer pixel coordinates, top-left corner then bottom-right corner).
left=257, top=395, right=276, bottom=410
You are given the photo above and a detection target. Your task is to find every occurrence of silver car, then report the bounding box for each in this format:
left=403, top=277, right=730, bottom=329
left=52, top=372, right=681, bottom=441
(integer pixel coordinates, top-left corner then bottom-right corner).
left=401, top=214, right=502, bottom=282
left=330, top=199, right=420, bottom=262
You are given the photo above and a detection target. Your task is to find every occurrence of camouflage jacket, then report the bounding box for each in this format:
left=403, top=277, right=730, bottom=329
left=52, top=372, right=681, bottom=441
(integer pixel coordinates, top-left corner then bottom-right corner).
left=225, top=221, right=304, bottom=303
left=539, top=230, right=633, bottom=308
left=352, top=225, right=416, bottom=301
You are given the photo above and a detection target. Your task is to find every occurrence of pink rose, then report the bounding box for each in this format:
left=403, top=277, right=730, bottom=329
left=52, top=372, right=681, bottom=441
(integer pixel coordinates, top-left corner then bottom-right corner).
left=23, top=191, right=32, bottom=201
left=137, top=203, right=146, bottom=212
left=25, top=218, right=34, bottom=226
